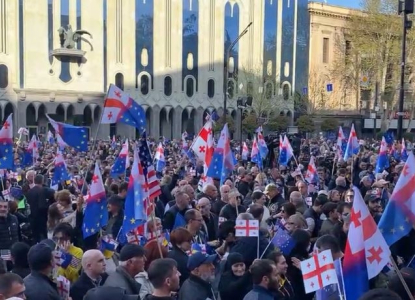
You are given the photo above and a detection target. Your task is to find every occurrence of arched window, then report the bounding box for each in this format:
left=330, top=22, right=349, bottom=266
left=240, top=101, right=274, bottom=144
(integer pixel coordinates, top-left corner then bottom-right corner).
left=186, top=77, right=194, bottom=98
left=0, top=65, right=9, bottom=89
left=140, top=75, right=149, bottom=95
left=115, top=73, right=124, bottom=90
left=283, top=84, right=290, bottom=100
left=164, top=76, right=172, bottom=96
left=247, top=81, right=253, bottom=96
left=207, top=79, right=215, bottom=98
left=265, top=82, right=273, bottom=99
left=228, top=80, right=235, bottom=99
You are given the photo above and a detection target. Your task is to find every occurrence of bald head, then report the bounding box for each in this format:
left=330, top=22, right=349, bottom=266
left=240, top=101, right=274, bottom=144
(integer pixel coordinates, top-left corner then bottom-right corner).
left=82, top=250, right=102, bottom=268
left=198, top=197, right=210, bottom=207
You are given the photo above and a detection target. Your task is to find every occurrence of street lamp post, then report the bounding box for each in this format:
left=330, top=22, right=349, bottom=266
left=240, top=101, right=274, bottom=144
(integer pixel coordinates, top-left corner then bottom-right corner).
left=223, top=22, right=253, bottom=122
left=397, top=0, right=413, bottom=140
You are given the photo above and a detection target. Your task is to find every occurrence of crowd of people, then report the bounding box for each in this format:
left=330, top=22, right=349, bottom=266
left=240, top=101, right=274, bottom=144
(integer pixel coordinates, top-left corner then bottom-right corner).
left=0, top=134, right=414, bottom=300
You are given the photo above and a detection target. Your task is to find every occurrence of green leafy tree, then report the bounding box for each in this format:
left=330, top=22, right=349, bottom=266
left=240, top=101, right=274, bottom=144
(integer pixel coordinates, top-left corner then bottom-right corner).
left=213, top=116, right=235, bottom=134
left=267, top=116, right=289, bottom=132
left=242, top=112, right=257, bottom=134
left=296, top=115, right=315, bottom=133
left=321, top=118, right=339, bottom=132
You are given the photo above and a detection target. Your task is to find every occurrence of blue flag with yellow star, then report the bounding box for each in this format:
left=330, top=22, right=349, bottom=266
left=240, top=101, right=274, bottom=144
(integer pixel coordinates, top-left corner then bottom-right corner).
left=0, top=114, right=14, bottom=170
left=83, top=163, right=108, bottom=238
left=122, top=146, right=148, bottom=234
left=206, top=124, right=235, bottom=184
left=46, top=114, right=88, bottom=152
left=378, top=153, right=415, bottom=246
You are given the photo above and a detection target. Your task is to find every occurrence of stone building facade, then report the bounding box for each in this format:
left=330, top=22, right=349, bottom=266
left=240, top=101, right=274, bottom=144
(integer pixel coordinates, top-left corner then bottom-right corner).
left=0, top=0, right=310, bottom=139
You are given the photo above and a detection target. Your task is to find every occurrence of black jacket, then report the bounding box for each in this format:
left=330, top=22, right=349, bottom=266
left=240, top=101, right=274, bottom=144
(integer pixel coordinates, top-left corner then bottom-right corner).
left=70, top=272, right=107, bottom=300
left=26, top=185, right=55, bottom=243
left=24, top=271, right=61, bottom=300
left=163, top=205, right=188, bottom=231
left=230, top=232, right=274, bottom=268
left=202, top=213, right=218, bottom=241
left=219, top=204, right=246, bottom=222
left=167, top=246, right=189, bottom=287
left=0, top=214, right=19, bottom=250
left=218, top=271, right=251, bottom=300
left=179, top=274, right=214, bottom=300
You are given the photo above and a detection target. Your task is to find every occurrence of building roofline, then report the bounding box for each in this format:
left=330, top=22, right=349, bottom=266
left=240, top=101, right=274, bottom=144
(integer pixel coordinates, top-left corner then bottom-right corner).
left=308, top=2, right=363, bottom=20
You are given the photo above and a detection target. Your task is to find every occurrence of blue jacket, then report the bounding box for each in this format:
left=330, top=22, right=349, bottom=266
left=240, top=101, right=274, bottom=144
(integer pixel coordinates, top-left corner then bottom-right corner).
left=243, top=285, right=274, bottom=300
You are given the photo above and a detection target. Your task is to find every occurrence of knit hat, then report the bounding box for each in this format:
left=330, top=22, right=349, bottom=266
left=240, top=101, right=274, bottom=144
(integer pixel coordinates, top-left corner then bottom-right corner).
left=224, top=252, right=244, bottom=271
left=119, top=244, right=145, bottom=262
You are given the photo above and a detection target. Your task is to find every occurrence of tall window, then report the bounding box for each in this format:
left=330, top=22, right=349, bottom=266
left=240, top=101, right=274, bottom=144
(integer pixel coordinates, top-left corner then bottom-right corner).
left=345, top=40, right=351, bottom=57
left=186, top=77, right=194, bottom=98
left=0, top=65, right=8, bottom=88
left=228, top=80, right=235, bottom=99
left=283, top=84, right=290, bottom=101
left=164, top=76, right=172, bottom=96
left=323, top=38, right=329, bottom=64
left=140, top=75, right=149, bottom=95
left=207, top=79, right=215, bottom=98
left=265, top=82, right=273, bottom=99
left=115, top=73, right=124, bottom=90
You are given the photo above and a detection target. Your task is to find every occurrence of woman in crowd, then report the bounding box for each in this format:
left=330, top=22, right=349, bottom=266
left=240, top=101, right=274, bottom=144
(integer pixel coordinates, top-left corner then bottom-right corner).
left=47, top=202, right=64, bottom=239
left=218, top=253, right=251, bottom=300
left=167, top=227, right=193, bottom=286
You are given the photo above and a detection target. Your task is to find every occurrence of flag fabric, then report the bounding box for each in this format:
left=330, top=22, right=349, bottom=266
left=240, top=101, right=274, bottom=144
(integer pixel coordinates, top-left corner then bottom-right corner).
left=375, top=137, right=389, bottom=174
left=82, top=163, right=108, bottom=238
left=242, top=142, right=249, bottom=160
left=206, top=124, right=235, bottom=184
left=17, top=127, right=28, bottom=136
left=56, top=133, right=68, bottom=151
left=111, top=136, right=116, bottom=149
left=279, top=135, right=293, bottom=166
left=257, top=132, right=269, bottom=160
left=211, top=111, right=220, bottom=122
left=101, top=84, right=147, bottom=132
left=401, top=138, right=408, bottom=162
left=181, top=132, right=189, bottom=155
left=46, top=114, right=88, bottom=152
left=100, top=235, right=119, bottom=259
left=0, top=114, right=14, bottom=169
left=154, top=142, right=166, bottom=173
left=23, top=135, right=39, bottom=167
left=187, top=243, right=207, bottom=255
left=0, top=249, right=11, bottom=261
left=191, top=120, right=214, bottom=188
left=110, top=139, right=130, bottom=178
left=336, top=126, right=347, bottom=158
left=378, top=153, right=415, bottom=246
left=255, top=126, right=263, bottom=133
left=305, top=156, right=318, bottom=184
left=51, top=149, right=70, bottom=190
left=343, top=124, right=359, bottom=160
left=383, top=130, right=394, bottom=145
left=343, top=187, right=390, bottom=300
left=138, top=131, right=161, bottom=201
left=300, top=250, right=338, bottom=294
left=270, top=222, right=296, bottom=255
left=56, top=276, right=70, bottom=300
left=235, top=220, right=259, bottom=237
left=122, top=146, right=149, bottom=234
left=47, top=130, right=54, bottom=144
left=315, top=259, right=345, bottom=300
left=251, top=136, right=262, bottom=169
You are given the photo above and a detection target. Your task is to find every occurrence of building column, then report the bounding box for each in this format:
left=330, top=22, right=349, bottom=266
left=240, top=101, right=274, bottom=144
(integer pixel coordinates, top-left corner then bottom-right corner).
left=151, top=106, right=160, bottom=138
left=173, top=107, right=183, bottom=139
left=195, top=107, right=204, bottom=132
left=236, top=109, right=242, bottom=142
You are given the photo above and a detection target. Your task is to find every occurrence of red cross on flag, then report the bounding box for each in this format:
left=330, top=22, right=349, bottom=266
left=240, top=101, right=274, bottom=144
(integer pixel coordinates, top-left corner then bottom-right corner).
left=300, top=249, right=338, bottom=294
left=235, top=220, right=259, bottom=237
left=56, top=275, right=70, bottom=300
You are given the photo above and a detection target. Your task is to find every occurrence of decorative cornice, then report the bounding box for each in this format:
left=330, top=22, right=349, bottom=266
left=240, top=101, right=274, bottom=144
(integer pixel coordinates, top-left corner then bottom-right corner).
left=308, top=9, right=352, bottom=21
left=13, top=88, right=106, bottom=98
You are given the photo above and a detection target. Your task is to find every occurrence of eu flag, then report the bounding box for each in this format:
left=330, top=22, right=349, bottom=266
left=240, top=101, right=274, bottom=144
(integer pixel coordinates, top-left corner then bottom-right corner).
left=101, top=84, right=147, bottom=132
left=206, top=124, right=235, bottom=184
left=51, top=149, right=70, bottom=190
left=271, top=222, right=296, bottom=255
left=378, top=153, right=415, bottom=246
left=0, top=114, right=14, bottom=170
left=83, top=163, right=108, bottom=238
left=110, top=139, right=130, bottom=178
left=122, top=146, right=148, bottom=234
left=46, top=114, right=88, bottom=152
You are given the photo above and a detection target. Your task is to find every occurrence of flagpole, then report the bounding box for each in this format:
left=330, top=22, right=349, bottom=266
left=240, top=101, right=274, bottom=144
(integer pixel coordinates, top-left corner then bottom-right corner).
left=390, top=255, right=415, bottom=300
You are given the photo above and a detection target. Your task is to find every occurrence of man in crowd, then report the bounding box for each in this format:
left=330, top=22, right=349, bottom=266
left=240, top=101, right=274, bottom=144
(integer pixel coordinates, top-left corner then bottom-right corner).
left=146, top=258, right=181, bottom=300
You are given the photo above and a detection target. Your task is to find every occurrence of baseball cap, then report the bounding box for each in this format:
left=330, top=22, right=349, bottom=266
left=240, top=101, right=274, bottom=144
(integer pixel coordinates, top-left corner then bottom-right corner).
left=84, top=287, right=138, bottom=300
left=187, top=252, right=217, bottom=271
left=364, top=193, right=381, bottom=203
